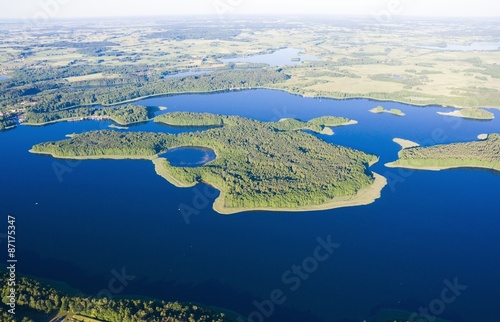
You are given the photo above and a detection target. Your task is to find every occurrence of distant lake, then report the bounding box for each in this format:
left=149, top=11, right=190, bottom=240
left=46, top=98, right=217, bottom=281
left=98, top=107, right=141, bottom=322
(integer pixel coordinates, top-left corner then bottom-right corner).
left=161, top=146, right=216, bottom=167
left=221, top=48, right=319, bottom=66
left=0, top=75, right=8, bottom=81
left=2, top=89, right=499, bottom=322
left=416, top=41, right=500, bottom=51
left=163, top=70, right=212, bottom=79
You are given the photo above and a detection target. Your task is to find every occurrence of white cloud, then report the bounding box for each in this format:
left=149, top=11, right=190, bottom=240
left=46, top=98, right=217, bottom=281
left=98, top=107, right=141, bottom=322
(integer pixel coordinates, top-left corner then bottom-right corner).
left=0, top=0, right=499, bottom=19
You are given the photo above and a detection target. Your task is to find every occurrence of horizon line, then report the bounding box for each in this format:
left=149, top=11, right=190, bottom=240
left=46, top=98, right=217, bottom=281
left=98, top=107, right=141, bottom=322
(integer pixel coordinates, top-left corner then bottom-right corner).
left=1, top=13, right=500, bottom=23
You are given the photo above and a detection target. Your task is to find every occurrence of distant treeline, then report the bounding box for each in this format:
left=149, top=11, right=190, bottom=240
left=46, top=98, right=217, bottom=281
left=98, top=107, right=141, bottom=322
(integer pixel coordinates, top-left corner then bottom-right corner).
left=23, top=105, right=152, bottom=125
left=1, top=69, right=289, bottom=114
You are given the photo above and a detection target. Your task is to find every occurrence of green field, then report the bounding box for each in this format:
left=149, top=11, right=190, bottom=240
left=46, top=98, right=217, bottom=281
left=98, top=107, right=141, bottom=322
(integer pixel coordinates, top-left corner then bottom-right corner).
left=1, top=17, right=500, bottom=125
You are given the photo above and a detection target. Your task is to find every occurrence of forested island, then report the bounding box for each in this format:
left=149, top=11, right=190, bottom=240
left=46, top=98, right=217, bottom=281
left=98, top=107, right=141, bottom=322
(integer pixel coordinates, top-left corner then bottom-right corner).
left=31, top=112, right=385, bottom=214
left=386, top=134, right=500, bottom=171
left=369, top=106, right=405, bottom=116
left=0, top=272, right=237, bottom=322
left=23, top=105, right=153, bottom=125
left=437, top=108, right=494, bottom=120
left=154, top=112, right=356, bottom=134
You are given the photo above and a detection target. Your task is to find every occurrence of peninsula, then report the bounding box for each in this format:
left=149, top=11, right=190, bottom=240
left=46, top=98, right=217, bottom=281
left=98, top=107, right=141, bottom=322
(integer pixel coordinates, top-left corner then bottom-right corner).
left=31, top=112, right=386, bottom=214
left=386, top=134, right=500, bottom=171
left=437, top=108, right=494, bottom=120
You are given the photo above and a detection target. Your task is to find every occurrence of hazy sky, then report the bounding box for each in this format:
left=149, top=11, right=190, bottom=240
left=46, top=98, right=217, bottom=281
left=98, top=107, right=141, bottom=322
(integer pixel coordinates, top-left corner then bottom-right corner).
left=1, top=0, right=499, bottom=20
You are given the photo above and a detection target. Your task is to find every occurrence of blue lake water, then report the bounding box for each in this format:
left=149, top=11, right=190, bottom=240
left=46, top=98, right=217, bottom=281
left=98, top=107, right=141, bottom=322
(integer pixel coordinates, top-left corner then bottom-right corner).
left=221, top=48, right=319, bottom=67
left=161, top=147, right=216, bottom=167
left=1, top=89, right=499, bottom=322
left=163, top=70, right=213, bottom=79
left=0, top=75, right=8, bottom=81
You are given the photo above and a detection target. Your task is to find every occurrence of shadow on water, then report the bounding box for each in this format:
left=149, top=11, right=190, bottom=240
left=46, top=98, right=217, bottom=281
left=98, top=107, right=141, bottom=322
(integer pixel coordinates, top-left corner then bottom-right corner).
left=17, top=248, right=322, bottom=322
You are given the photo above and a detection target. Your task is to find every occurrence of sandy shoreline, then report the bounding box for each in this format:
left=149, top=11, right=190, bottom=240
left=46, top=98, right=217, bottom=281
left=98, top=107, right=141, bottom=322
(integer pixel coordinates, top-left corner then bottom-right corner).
left=33, top=148, right=388, bottom=215
left=478, top=134, right=489, bottom=140
left=152, top=158, right=197, bottom=188
left=437, top=110, right=495, bottom=120
left=336, top=120, right=358, bottom=126
left=212, top=173, right=387, bottom=215
left=393, top=138, right=420, bottom=149
left=385, top=162, right=500, bottom=172
left=152, top=154, right=387, bottom=214
left=320, top=127, right=334, bottom=135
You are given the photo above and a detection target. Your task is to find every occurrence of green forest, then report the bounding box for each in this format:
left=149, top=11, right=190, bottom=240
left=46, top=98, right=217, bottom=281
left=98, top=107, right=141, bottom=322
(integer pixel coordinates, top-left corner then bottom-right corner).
left=0, top=116, right=16, bottom=130
left=155, top=112, right=227, bottom=126
left=1, top=68, right=289, bottom=115
left=388, top=134, right=500, bottom=170
left=23, top=105, right=153, bottom=125
left=32, top=112, right=376, bottom=210
left=0, top=273, right=236, bottom=322
left=156, top=112, right=354, bottom=134
left=459, top=108, right=494, bottom=120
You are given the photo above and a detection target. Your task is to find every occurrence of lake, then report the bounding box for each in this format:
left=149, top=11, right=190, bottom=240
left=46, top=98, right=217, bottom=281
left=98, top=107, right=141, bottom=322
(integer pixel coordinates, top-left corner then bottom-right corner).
left=163, top=70, right=213, bottom=79
left=0, top=75, right=8, bottom=81
left=221, top=48, right=319, bottom=67
left=161, top=146, right=216, bottom=167
left=1, top=89, right=499, bottom=322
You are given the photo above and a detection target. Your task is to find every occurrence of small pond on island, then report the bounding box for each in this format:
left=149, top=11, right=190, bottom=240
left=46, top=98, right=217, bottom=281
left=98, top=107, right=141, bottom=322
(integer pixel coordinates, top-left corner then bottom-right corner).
left=161, top=147, right=216, bottom=167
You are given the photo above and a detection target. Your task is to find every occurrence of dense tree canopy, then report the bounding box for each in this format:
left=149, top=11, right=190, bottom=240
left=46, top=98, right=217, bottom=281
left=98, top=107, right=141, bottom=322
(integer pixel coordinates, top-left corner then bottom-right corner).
left=388, top=134, right=500, bottom=170
left=0, top=273, right=236, bottom=322
left=32, top=112, right=376, bottom=211
left=23, top=105, right=153, bottom=125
